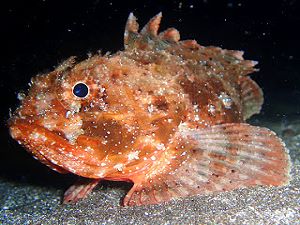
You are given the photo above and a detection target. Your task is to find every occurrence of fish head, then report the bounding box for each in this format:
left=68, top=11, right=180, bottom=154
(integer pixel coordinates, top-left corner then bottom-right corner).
left=8, top=55, right=184, bottom=178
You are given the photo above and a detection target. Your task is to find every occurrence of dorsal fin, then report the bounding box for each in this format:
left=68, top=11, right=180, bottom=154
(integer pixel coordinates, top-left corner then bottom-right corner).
left=140, top=12, right=162, bottom=36
left=125, top=12, right=139, bottom=33
left=124, top=13, right=180, bottom=50
left=123, top=13, right=259, bottom=81
left=158, top=28, right=180, bottom=42
left=124, top=13, right=139, bottom=49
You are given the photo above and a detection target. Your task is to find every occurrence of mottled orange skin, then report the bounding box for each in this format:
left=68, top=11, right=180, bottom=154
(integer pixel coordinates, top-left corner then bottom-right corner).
left=9, top=13, right=290, bottom=206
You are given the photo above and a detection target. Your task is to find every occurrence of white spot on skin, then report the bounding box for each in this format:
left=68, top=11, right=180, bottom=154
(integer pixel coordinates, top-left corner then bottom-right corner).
left=84, top=146, right=94, bottom=153
left=142, top=136, right=155, bottom=144
left=193, top=104, right=199, bottom=112
left=114, top=163, right=124, bottom=172
left=69, top=101, right=81, bottom=112
left=157, top=87, right=165, bottom=95
left=128, top=151, right=140, bottom=160
left=96, top=170, right=105, bottom=177
left=147, top=104, right=155, bottom=113
left=17, top=92, right=26, bottom=101
left=100, top=87, right=106, bottom=93
left=208, top=104, right=216, bottom=114
left=29, top=131, right=47, bottom=142
left=156, top=143, right=165, bottom=151
left=124, top=124, right=134, bottom=132
left=178, top=122, right=190, bottom=132
left=167, top=119, right=173, bottom=123
left=63, top=115, right=84, bottom=144
left=238, top=174, right=249, bottom=180
left=36, top=93, right=46, bottom=100
left=42, top=117, right=57, bottom=130
left=151, top=156, right=156, bottom=161
left=218, top=92, right=233, bottom=109
left=65, top=111, right=72, bottom=118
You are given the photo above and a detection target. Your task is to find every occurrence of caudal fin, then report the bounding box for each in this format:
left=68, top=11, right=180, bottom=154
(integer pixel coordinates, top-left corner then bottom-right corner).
left=239, top=76, right=264, bottom=120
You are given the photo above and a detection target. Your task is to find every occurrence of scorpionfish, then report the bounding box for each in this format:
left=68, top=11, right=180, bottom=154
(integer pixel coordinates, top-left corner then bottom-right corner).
left=9, top=13, right=290, bottom=206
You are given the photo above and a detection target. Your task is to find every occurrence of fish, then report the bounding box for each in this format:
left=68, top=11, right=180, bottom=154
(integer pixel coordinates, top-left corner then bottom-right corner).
left=8, top=13, right=291, bottom=206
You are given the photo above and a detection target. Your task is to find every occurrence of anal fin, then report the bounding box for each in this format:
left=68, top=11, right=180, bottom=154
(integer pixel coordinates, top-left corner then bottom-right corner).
left=123, top=123, right=290, bottom=206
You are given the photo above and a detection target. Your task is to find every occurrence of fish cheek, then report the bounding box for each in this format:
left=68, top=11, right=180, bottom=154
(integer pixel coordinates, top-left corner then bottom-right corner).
left=76, top=135, right=108, bottom=161
left=82, top=118, right=138, bottom=155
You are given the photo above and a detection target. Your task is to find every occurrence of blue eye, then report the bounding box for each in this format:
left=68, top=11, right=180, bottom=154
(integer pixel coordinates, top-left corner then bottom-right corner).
left=72, top=82, right=89, bottom=98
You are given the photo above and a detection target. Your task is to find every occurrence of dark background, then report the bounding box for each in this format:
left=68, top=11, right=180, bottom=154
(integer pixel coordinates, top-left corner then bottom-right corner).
left=0, top=0, right=299, bottom=185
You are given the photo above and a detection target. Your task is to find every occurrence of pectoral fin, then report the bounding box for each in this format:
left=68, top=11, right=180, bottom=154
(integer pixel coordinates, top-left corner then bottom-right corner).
left=123, top=123, right=290, bottom=206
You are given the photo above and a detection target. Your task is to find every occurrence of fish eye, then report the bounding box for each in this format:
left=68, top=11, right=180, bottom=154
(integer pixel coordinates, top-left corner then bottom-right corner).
left=72, top=82, right=89, bottom=98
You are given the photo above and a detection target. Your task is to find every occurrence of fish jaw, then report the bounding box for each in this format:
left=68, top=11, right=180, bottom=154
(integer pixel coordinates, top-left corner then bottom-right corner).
left=9, top=119, right=109, bottom=178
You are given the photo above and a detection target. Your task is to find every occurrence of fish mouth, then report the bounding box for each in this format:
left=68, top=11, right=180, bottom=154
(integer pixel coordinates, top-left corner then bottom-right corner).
left=9, top=119, right=106, bottom=178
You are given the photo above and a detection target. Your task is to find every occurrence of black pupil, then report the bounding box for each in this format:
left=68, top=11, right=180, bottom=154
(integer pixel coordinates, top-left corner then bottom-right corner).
left=73, top=83, right=89, bottom=98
